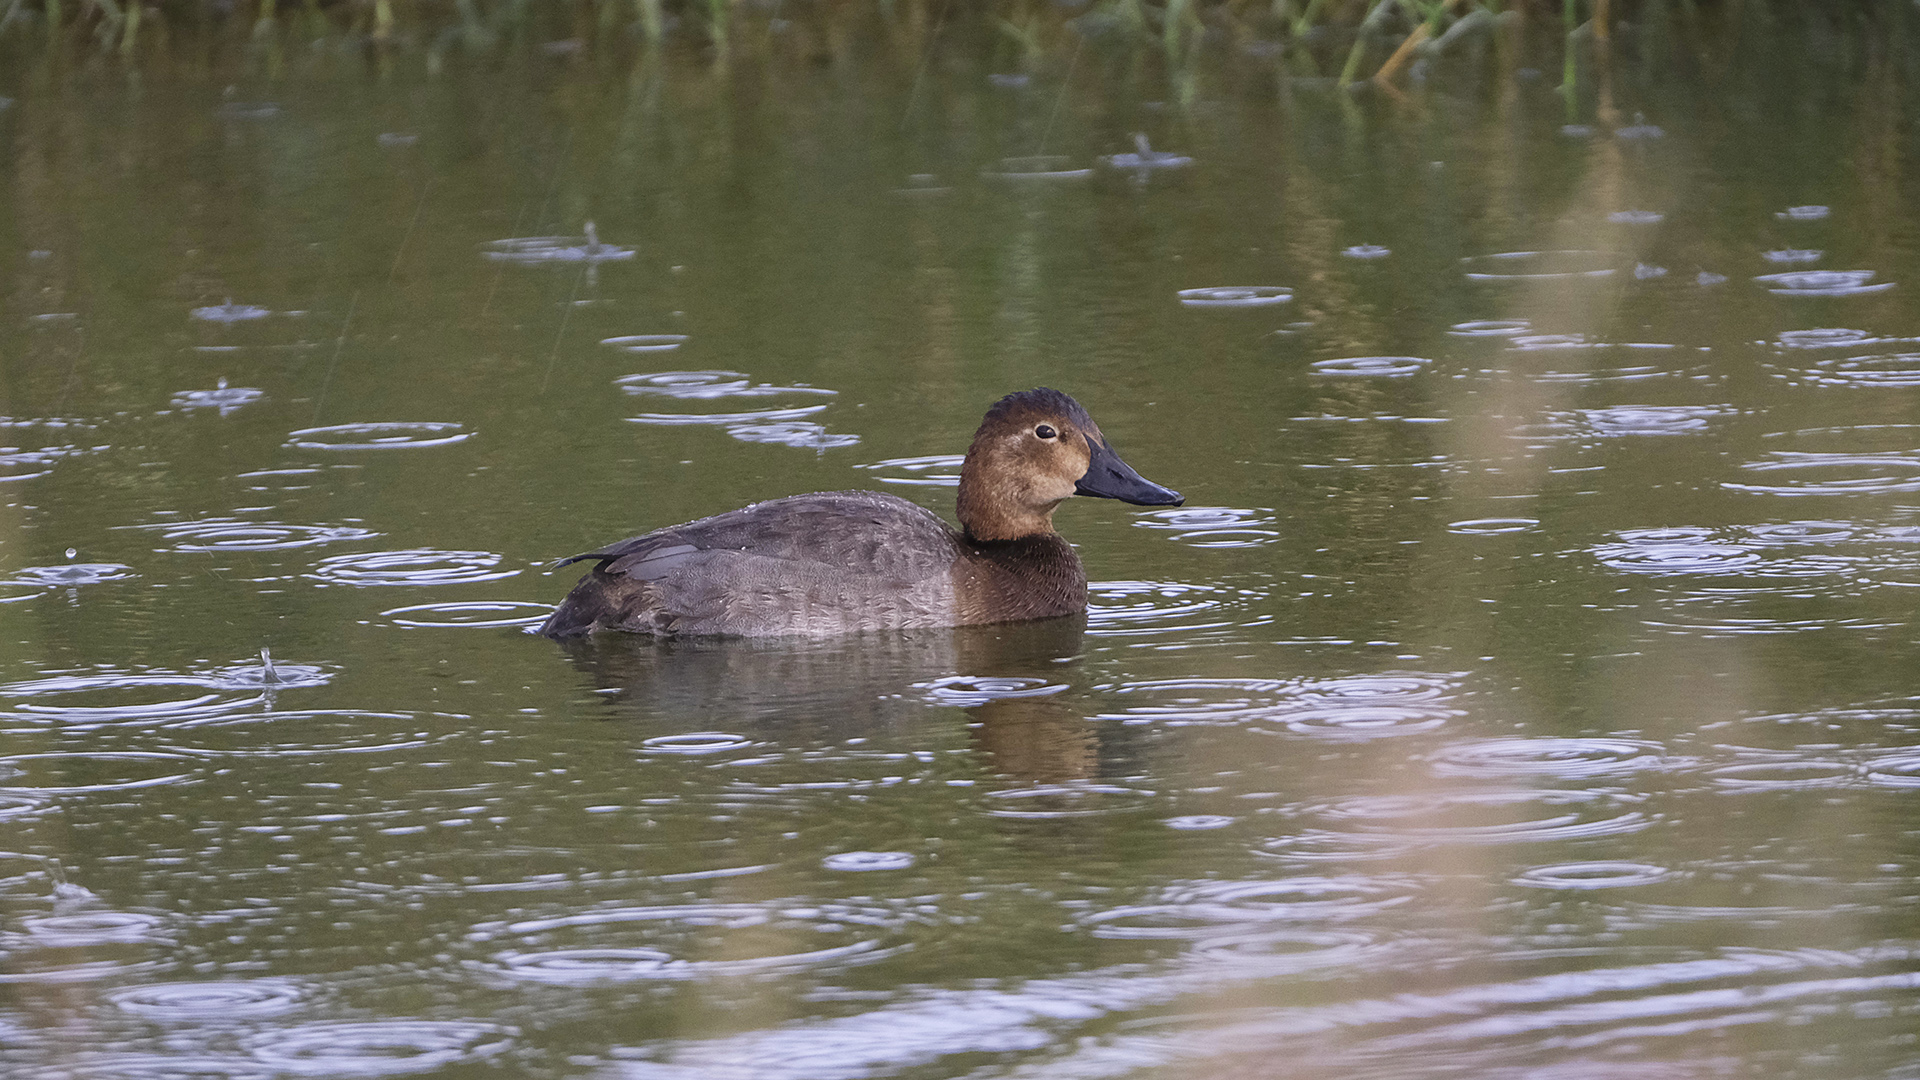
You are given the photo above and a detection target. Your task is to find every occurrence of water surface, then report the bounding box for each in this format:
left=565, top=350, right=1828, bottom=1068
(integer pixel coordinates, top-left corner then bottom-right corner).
left=3, top=14, right=1920, bottom=1079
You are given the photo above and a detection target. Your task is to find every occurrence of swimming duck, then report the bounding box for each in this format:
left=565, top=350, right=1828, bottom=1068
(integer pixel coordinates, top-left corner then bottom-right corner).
left=538, top=388, right=1182, bottom=638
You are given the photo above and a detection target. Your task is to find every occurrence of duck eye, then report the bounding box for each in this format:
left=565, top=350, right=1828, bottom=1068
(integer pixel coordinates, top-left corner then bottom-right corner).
left=1034, top=424, right=1058, bottom=440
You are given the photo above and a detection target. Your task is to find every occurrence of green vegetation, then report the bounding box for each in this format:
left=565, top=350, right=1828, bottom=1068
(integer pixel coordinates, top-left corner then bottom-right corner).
left=0, top=0, right=1638, bottom=86
left=0, top=1, right=1905, bottom=124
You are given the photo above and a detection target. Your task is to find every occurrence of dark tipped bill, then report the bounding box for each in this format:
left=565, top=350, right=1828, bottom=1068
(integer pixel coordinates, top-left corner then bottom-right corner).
left=1074, top=437, right=1183, bottom=506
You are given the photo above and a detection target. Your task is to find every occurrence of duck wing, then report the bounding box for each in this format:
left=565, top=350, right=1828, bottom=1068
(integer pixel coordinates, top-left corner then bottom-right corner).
left=541, top=491, right=966, bottom=637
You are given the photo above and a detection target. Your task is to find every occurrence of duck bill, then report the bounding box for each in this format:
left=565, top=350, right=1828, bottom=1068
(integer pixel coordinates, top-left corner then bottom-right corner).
left=1075, top=438, right=1183, bottom=506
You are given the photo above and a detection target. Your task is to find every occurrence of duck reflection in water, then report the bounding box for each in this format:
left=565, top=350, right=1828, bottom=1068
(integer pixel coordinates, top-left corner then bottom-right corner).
left=553, top=617, right=1103, bottom=784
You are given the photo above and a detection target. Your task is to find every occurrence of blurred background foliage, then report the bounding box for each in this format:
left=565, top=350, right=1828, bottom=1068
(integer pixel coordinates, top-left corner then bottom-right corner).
left=0, top=0, right=1900, bottom=97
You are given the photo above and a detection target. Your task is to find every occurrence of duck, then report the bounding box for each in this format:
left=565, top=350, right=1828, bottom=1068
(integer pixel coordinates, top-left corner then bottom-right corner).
left=538, top=388, right=1182, bottom=638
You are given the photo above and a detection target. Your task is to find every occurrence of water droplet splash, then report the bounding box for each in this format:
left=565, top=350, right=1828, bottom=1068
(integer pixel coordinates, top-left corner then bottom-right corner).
left=190, top=300, right=271, bottom=323
left=172, top=377, right=265, bottom=416
left=482, top=221, right=636, bottom=265
left=1103, top=133, right=1193, bottom=170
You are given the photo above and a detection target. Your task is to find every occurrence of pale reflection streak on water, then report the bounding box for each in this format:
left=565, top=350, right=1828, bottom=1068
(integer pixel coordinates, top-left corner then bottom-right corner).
left=591, top=947, right=1920, bottom=1080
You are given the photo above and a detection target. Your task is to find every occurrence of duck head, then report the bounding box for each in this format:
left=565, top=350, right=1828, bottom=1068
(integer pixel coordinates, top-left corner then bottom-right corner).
left=957, top=387, right=1183, bottom=542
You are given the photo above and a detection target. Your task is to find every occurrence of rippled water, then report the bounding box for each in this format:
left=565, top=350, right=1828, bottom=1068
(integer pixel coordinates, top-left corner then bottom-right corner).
left=481, top=222, right=637, bottom=265
left=982, top=155, right=1094, bottom=181
left=5, top=18, right=1920, bottom=1080
left=1176, top=285, right=1294, bottom=308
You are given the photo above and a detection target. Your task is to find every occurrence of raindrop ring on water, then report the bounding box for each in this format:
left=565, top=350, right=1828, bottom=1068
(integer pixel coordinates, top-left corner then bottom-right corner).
left=1132, top=506, right=1279, bottom=548
left=1576, top=405, right=1728, bottom=436
left=617, top=370, right=754, bottom=396
left=1801, top=354, right=1920, bottom=388
left=285, top=422, right=471, bottom=451
left=1310, top=356, right=1430, bottom=378
left=822, top=851, right=916, bottom=871
left=190, top=302, right=271, bottom=323
left=916, top=676, right=1068, bottom=707
left=381, top=601, right=554, bottom=629
left=246, top=1020, right=517, bottom=1075
left=639, top=732, right=756, bottom=755
left=628, top=405, right=830, bottom=427
left=1592, top=536, right=1763, bottom=576
left=726, top=422, right=861, bottom=449
left=468, top=903, right=908, bottom=984
left=1165, top=815, right=1236, bottom=831
left=1777, top=328, right=1885, bottom=349
left=858, top=454, right=964, bottom=487
left=482, top=231, right=635, bottom=265
left=1512, top=861, right=1682, bottom=890
left=1447, top=517, right=1539, bottom=535
left=1448, top=319, right=1532, bottom=337
left=172, top=379, right=265, bottom=413
left=7, top=562, right=138, bottom=587
left=982, top=783, right=1155, bottom=819
left=125, top=518, right=379, bottom=553
left=1177, top=286, right=1294, bottom=308
left=0, top=751, right=203, bottom=794
left=307, top=550, right=520, bottom=587
left=108, top=979, right=305, bottom=1019
left=1275, top=705, right=1452, bottom=740
left=21, top=910, right=169, bottom=947
left=1724, top=451, right=1920, bottom=497
left=1086, top=581, right=1246, bottom=637
left=0, top=669, right=266, bottom=727
left=1763, top=249, right=1823, bottom=265
left=1754, top=270, right=1893, bottom=297
left=601, top=334, right=689, bottom=353
left=1428, top=737, right=1663, bottom=779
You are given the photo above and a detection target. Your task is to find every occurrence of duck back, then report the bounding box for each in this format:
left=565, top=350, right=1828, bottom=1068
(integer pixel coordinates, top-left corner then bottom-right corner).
left=540, top=491, right=973, bottom=637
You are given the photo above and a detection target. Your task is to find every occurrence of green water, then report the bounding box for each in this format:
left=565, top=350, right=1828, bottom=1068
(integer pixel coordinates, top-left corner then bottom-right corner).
left=4, top=13, right=1920, bottom=1078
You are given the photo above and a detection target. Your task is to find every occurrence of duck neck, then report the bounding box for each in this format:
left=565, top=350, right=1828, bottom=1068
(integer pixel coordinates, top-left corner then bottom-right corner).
left=954, top=533, right=1088, bottom=623
left=956, top=473, right=1060, bottom=543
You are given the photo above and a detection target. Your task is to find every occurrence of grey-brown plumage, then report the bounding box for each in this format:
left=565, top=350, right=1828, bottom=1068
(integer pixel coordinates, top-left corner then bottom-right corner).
left=538, top=389, right=1181, bottom=638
